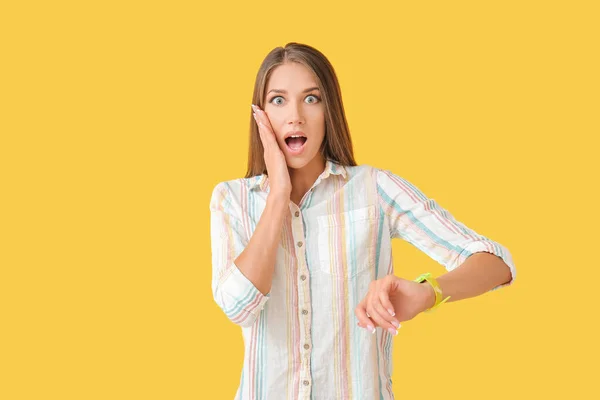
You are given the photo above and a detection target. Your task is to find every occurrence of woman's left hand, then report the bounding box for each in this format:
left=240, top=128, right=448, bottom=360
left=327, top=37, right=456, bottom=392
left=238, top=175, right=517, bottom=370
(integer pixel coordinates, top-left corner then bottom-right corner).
left=354, top=275, right=435, bottom=335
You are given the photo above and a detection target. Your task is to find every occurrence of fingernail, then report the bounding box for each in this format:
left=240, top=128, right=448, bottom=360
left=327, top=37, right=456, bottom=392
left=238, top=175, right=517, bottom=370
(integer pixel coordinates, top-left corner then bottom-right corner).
left=367, top=324, right=375, bottom=334
left=388, top=327, right=398, bottom=336
left=388, top=309, right=395, bottom=317
left=391, top=320, right=400, bottom=328
left=251, top=104, right=257, bottom=112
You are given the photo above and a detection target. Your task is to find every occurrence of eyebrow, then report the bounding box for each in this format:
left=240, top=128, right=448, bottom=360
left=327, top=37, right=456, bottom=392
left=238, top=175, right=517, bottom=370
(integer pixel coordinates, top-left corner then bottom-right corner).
left=266, top=86, right=320, bottom=95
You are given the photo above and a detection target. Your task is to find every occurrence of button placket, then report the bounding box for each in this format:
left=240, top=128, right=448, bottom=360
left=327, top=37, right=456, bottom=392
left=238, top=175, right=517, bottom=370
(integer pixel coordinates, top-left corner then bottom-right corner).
left=291, top=204, right=312, bottom=396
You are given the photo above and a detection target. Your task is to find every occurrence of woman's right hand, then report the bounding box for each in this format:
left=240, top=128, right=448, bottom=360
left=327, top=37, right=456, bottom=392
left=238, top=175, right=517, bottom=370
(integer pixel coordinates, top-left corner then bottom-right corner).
left=252, top=104, right=292, bottom=200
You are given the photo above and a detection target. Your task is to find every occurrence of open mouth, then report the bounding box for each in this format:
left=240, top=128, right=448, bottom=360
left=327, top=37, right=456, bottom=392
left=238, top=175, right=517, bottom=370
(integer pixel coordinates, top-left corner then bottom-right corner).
left=284, top=136, right=308, bottom=152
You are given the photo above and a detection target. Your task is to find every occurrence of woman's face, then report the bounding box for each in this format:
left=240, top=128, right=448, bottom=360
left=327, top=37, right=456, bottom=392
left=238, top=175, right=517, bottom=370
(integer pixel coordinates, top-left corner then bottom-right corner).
left=263, top=62, right=325, bottom=170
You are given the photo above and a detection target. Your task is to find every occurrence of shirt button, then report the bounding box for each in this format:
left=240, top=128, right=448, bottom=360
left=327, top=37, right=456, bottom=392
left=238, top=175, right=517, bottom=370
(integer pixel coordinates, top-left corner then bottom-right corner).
left=300, top=275, right=306, bottom=281
left=303, top=380, right=310, bottom=386
left=295, top=211, right=300, bottom=217
left=304, top=344, right=310, bottom=350
left=297, top=241, right=303, bottom=247
left=302, top=309, right=308, bottom=315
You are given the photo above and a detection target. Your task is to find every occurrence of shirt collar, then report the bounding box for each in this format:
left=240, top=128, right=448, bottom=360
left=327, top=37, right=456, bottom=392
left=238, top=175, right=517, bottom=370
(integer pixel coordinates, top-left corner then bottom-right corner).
left=250, top=159, right=348, bottom=193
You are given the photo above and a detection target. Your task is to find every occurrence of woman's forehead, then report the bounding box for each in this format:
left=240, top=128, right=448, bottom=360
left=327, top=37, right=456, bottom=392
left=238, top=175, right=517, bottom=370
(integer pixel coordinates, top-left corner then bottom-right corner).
left=266, top=63, right=319, bottom=91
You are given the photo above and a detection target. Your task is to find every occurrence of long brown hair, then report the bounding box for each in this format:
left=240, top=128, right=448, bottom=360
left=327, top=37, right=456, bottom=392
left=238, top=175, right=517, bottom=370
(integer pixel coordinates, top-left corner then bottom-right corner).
left=244, top=42, right=357, bottom=178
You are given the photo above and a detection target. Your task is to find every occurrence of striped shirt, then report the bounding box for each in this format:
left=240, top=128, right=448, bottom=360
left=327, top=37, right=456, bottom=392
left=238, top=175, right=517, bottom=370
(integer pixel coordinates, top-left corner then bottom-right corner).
left=209, top=159, right=516, bottom=400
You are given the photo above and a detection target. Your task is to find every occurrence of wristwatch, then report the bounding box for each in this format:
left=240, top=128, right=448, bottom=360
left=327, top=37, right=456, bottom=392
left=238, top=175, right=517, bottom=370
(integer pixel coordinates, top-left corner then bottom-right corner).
left=413, top=272, right=451, bottom=313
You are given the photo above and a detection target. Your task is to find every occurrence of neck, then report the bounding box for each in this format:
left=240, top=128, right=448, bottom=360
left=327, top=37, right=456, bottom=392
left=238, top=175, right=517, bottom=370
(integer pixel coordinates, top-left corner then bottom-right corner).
left=289, top=156, right=326, bottom=205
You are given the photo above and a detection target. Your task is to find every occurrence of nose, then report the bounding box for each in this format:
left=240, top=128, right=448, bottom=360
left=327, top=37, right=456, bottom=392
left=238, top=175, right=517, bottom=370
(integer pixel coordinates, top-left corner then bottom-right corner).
left=286, top=102, right=305, bottom=126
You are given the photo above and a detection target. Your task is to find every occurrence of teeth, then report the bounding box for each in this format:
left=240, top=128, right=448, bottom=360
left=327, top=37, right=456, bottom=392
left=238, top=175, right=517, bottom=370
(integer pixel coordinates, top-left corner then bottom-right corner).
left=289, top=135, right=305, bottom=138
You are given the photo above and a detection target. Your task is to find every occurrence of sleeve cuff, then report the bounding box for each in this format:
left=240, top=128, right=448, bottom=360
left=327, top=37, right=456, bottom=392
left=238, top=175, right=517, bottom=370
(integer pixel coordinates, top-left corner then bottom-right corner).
left=219, top=262, right=270, bottom=322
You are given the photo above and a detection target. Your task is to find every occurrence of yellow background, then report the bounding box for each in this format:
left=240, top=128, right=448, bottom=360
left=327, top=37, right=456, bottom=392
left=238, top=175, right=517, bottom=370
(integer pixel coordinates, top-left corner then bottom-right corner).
left=1, top=1, right=598, bottom=398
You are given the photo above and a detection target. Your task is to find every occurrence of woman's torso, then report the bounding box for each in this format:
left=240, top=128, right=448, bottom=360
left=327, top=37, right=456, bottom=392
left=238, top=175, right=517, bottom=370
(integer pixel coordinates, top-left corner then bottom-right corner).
left=227, top=160, right=396, bottom=400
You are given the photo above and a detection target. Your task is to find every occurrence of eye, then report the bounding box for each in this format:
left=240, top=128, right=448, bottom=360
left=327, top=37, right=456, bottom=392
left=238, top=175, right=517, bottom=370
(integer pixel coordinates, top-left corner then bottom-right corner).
left=271, top=96, right=284, bottom=106
left=305, top=95, right=320, bottom=104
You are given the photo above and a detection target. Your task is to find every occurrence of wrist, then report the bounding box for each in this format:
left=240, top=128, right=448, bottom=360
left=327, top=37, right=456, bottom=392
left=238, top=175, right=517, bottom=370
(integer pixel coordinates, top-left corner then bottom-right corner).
left=266, top=194, right=290, bottom=216
left=419, top=282, right=436, bottom=312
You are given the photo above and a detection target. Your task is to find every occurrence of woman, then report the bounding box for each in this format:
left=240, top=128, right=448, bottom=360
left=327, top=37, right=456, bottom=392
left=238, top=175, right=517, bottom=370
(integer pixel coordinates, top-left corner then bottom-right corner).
left=209, top=42, right=516, bottom=400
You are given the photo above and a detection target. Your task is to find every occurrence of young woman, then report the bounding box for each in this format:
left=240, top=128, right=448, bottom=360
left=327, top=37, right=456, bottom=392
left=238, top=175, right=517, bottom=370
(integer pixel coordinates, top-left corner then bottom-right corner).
left=209, top=42, right=516, bottom=400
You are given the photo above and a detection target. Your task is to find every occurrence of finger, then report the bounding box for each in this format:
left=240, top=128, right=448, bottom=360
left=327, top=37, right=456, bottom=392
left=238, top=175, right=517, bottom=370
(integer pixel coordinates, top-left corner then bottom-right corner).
left=365, top=282, right=383, bottom=323
left=366, top=290, right=398, bottom=334
left=355, top=301, right=375, bottom=332
left=370, top=279, right=400, bottom=329
left=257, top=129, right=268, bottom=152
left=253, top=109, right=277, bottom=154
left=255, top=109, right=277, bottom=138
left=378, top=291, right=400, bottom=329
left=354, top=302, right=375, bottom=334
left=365, top=281, right=375, bottom=320
left=256, top=121, right=273, bottom=150
left=379, top=278, right=398, bottom=318
left=365, top=301, right=390, bottom=331
left=257, top=121, right=276, bottom=148
left=373, top=292, right=400, bottom=330
left=256, top=120, right=266, bottom=144
left=253, top=113, right=263, bottom=137
left=364, top=288, right=386, bottom=328
left=253, top=114, right=262, bottom=135
left=254, top=108, right=268, bottom=128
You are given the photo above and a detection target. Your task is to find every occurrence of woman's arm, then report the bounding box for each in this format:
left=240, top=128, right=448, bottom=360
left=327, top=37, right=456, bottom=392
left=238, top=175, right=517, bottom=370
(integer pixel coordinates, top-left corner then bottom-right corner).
left=210, top=183, right=288, bottom=328
left=420, top=252, right=514, bottom=310
left=210, top=106, right=292, bottom=328
left=234, top=193, right=288, bottom=295
left=238, top=105, right=294, bottom=295
left=355, top=170, right=517, bottom=331
left=376, top=168, right=517, bottom=292
left=355, top=251, right=514, bottom=331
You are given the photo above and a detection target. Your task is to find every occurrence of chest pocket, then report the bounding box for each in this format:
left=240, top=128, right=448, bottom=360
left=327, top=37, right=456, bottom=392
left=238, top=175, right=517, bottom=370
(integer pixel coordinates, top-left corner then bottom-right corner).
left=316, top=204, right=378, bottom=278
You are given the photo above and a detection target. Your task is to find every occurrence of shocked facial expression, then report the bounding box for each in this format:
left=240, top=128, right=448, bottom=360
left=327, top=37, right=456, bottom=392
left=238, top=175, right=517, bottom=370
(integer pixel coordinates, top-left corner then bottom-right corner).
left=263, top=62, right=325, bottom=169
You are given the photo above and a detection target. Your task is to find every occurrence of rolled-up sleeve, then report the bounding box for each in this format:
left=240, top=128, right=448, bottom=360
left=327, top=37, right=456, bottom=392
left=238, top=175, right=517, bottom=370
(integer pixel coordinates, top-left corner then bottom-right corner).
left=376, top=169, right=516, bottom=292
left=209, top=182, right=270, bottom=327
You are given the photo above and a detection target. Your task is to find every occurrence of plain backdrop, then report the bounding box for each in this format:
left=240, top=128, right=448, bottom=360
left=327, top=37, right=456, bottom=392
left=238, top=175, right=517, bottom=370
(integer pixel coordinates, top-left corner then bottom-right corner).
left=1, top=1, right=598, bottom=399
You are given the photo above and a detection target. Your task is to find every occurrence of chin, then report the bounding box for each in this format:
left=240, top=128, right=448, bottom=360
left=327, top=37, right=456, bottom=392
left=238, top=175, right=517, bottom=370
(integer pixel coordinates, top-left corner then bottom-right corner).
left=285, top=158, right=309, bottom=170
left=285, top=151, right=320, bottom=170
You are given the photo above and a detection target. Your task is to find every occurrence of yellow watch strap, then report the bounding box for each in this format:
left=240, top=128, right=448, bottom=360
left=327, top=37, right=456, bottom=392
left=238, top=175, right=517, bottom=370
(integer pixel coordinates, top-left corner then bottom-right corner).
left=413, top=272, right=451, bottom=313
